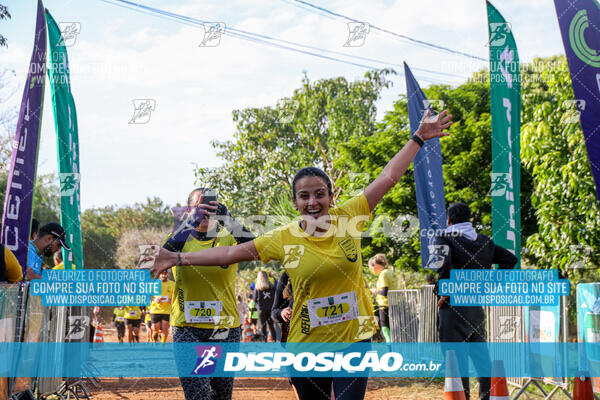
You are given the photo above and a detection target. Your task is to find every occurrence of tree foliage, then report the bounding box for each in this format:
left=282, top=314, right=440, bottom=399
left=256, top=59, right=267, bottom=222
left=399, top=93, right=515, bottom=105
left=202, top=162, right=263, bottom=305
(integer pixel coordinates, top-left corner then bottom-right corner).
left=194, top=70, right=393, bottom=217
left=520, top=56, right=600, bottom=276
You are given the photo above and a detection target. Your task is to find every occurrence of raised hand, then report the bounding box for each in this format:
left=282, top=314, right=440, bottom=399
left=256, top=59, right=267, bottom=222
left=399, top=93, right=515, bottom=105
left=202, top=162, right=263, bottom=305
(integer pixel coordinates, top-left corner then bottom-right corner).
left=416, top=109, right=453, bottom=141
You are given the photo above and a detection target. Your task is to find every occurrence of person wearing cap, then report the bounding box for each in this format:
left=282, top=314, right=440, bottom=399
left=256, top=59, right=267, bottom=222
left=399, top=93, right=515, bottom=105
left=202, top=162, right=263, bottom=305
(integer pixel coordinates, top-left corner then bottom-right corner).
left=27, top=222, right=70, bottom=280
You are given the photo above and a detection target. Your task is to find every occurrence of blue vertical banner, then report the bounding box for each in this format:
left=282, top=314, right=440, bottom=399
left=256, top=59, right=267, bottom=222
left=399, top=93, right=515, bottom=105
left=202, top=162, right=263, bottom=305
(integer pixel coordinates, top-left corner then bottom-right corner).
left=404, top=63, right=447, bottom=270
left=553, top=0, right=600, bottom=205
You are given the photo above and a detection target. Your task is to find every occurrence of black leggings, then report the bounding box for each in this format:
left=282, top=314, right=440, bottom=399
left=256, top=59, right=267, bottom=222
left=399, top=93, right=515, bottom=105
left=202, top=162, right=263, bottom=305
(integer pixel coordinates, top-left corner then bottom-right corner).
left=257, top=309, right=276, bottom=341
left=172, top=326, right=241, bottom=400
left=290, top=376, right=369, bottom=400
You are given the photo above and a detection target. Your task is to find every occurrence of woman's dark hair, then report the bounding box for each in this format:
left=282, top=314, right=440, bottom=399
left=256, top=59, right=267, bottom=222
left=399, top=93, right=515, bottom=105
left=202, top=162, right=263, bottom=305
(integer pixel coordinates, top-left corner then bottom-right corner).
left=292, top=167, right=333, bottom=199
left=447, top=202, right=471, bottom=224
left=187, top=187, right=215, bottom=206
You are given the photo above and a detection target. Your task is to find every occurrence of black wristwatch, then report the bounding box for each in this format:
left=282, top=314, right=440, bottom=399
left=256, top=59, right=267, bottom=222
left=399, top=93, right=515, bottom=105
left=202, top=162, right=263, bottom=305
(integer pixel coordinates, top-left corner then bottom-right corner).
left=411, top=134, right=425, bottom=147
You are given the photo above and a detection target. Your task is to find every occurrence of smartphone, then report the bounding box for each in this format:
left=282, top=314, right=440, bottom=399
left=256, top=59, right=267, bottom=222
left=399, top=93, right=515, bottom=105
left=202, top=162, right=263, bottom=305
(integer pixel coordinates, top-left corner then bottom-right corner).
left=201, top=194, right=217, bottom=205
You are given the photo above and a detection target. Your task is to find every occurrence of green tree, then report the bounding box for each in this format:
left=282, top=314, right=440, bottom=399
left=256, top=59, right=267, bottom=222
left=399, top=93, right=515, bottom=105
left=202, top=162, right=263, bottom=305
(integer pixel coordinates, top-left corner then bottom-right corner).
left=521, top=56, right=600, bottom=276
left=81, top=197, right=173, bottom=268
left=194, top=70, right=393, bottom=217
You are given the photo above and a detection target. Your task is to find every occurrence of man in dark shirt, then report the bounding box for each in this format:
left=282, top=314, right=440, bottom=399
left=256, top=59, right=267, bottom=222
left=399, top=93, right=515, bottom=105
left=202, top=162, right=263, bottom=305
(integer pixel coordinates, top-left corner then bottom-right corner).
left=433, top=203, right=518, bottom=400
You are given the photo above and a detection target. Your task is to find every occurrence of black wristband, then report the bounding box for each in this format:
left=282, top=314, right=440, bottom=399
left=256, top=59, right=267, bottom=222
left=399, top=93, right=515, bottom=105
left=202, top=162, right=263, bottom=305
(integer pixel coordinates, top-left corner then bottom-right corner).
left=411, top=135, right=424, bottom=147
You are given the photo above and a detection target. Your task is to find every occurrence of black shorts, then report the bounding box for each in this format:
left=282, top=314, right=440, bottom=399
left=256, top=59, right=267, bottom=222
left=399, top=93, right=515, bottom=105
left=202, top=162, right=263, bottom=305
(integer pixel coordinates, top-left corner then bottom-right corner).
left=378, top=307, right=389, bottom=328
left=126, top=319, right=141, bottom=328
left=115, top=321, right=126, bottom=337
left=151, top=314, right=170, bottom=324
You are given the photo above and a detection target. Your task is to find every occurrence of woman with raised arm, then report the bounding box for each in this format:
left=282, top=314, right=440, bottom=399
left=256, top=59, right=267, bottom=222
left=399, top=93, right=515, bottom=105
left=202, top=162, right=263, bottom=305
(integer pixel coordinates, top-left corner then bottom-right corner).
left=151, top=110, right=452, bottom=400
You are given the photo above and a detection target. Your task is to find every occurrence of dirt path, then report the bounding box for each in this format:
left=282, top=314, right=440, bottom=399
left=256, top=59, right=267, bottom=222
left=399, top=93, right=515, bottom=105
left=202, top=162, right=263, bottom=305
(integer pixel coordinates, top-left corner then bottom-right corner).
left=91, top=326, right=444, bottom=399
left=89, top=377, right=444, bottom=399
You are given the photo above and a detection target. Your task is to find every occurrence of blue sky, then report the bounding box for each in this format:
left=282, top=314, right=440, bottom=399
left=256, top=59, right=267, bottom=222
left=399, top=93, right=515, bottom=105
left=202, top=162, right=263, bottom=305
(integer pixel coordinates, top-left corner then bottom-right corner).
left=1, top=0, right=564, bottom=210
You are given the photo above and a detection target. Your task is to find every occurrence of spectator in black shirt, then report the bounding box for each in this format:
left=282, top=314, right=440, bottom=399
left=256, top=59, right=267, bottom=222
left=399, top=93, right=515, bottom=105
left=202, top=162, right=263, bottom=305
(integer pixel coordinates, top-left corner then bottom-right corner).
left=433, top=202, right=518, bottom=400
left=271, top=272, right=293, bottom=342
left=253, top=270, right=277, bottom=342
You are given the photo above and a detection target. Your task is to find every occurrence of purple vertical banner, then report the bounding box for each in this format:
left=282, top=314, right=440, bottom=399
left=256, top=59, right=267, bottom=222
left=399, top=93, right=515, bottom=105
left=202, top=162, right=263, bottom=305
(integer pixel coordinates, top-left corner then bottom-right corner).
left=553, top=0, right=600, bottom=203
left=1, top=0, right=46, bottom=271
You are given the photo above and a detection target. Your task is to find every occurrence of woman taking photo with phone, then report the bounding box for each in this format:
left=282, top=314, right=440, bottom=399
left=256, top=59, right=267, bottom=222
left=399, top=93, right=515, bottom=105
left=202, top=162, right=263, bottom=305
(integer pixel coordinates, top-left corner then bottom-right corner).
left=151, top=110, right=452, bottom=400
left=165, top=187, right=254, bottom=400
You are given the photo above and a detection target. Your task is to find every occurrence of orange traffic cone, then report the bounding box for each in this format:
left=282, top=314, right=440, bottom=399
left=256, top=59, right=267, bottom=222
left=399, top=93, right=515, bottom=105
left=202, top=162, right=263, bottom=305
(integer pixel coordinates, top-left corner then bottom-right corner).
left=93, top=323, right=104, bottom=344
left=242, top=319, right=253, bottom=343
left=444, top=350, right=466, bottom=400
left=573, top=372, right=594, bottom=400
left=490, top=360, right=509, bottom=400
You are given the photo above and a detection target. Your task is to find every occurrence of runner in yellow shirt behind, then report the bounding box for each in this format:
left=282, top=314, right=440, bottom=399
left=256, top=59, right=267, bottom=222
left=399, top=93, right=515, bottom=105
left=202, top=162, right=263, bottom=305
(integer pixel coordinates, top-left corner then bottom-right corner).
left=149, top=271, right=175, bottom=342
left=112, top=306, right=126, bottom=343
left=369, top=254, right=397, bottom=343
left=123, top=306, right=142, bottom=343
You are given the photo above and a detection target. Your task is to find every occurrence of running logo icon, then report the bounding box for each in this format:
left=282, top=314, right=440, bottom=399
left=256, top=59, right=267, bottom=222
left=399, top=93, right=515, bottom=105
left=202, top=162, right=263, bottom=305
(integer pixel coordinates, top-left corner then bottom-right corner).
left=192, top=345, right=222, bottom=375
left=488, top=22, right=511, bottom=47
left=283, top=245, right=304, bottom=269
left=58, top=22, right=81, bottom=47
left=488, top=173, right=511, bottom=197
left=129, top=99, right=156, bottom=124
left=344, top=22, right=370, bottom=47
left=65, top=316, right=89, bottom=340
left=60, top=173, right=80, bottom=196
left=200, top=23, right=225, bottom=47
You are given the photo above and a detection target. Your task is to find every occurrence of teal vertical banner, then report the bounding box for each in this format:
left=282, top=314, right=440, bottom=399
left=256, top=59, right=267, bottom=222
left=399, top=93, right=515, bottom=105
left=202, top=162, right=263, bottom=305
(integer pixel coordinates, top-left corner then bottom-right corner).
left=487, top=1, right=521, bottom=267
left=45, top=10, right=83, bottom=269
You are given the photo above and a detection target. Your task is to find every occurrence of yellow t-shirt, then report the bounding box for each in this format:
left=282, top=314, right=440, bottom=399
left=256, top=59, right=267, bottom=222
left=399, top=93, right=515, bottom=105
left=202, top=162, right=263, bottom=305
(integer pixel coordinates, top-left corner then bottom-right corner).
left=144, top=312, right=152, bottom=323
left=376, top=269, right=398, bottom=307
left=254, top=193, right=376, bottom=343
left=124, top=306, right=141, bottom=320
left=170, top=228, right=240, bottom=329
left=3, top=246, right=23, bottom=283
left=150, top=280, right=175, bottom=315
left=113, top=307, right=126, bottom=322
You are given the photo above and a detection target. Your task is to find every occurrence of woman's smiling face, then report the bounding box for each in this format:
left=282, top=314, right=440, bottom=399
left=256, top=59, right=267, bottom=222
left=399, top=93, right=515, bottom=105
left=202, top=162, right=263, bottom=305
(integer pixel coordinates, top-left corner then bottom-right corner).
left=293, top=175, right=332, bottom=221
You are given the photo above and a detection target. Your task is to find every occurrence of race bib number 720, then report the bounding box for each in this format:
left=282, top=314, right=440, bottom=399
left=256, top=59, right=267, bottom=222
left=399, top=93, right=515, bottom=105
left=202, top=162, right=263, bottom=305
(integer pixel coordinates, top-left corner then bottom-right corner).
left=184, top=301, right=222, bottom=324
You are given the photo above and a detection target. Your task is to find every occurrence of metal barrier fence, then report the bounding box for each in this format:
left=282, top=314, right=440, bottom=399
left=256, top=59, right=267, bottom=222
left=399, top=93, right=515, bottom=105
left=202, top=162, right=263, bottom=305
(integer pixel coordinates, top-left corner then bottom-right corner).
left=390, top=285, right=572, bottom=398
left=0, top=284, right=21, bottom=400
left=388, top=290, right=420, bottom=342
left=418, top=285, right=438, bottom=343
